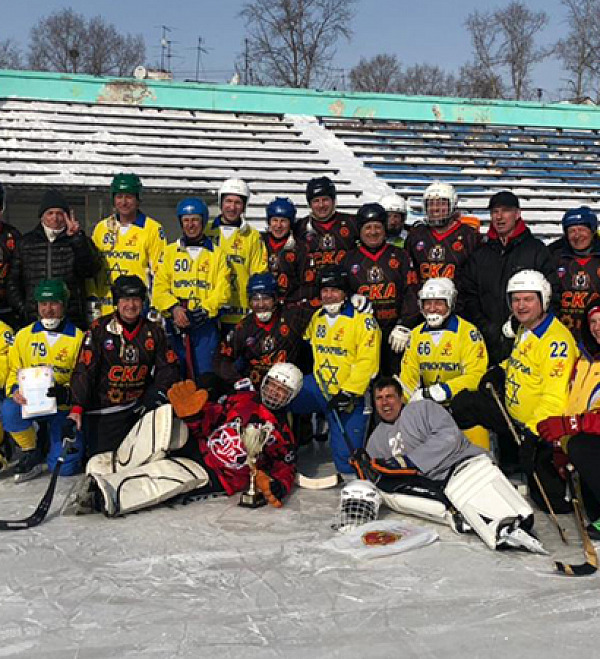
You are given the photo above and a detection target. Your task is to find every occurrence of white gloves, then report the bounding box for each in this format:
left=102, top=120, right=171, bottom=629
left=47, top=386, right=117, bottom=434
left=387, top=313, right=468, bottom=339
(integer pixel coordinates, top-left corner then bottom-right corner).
left=410, top=383, right=449, bottom=404
left=502, top=316, right=518, bottom=339
left=350, top=294, right=373, bottom=314
left=389, top=324, right=411, bottom=353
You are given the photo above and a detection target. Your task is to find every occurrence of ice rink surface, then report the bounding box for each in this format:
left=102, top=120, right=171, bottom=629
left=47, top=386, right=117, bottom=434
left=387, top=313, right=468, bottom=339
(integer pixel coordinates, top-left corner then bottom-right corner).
left=0, top=444, right=598, bottom=659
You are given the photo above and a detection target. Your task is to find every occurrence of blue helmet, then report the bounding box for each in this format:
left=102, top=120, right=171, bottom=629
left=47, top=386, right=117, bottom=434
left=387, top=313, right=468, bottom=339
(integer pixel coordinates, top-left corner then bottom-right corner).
left=562, top=206, right=598, bottom=233
left=266, top=197, right=297, bottom=225
left=247, top=273, right=278, bottom=299
left=176, top=197, right=209, bottom=224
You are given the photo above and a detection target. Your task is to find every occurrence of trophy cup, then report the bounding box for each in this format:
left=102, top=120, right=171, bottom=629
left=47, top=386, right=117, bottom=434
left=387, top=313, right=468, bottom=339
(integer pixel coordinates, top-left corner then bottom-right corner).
left=239, top=422, right=273, bottom=508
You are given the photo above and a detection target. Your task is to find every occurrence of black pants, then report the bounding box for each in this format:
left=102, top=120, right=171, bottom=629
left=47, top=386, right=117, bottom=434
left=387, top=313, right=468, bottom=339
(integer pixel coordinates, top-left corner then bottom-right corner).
left=84, top=408, right=140, bottom=458
left=450, top=389, right=518, bottom=466
left=568, top=433, right=600, bottom=522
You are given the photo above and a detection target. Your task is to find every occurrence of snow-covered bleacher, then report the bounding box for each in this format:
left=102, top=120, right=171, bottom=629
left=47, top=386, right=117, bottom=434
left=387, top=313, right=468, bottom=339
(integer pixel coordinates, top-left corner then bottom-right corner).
left=321, top=117, right=600, bottom=239
left=0, top=100, right=367, bottom=223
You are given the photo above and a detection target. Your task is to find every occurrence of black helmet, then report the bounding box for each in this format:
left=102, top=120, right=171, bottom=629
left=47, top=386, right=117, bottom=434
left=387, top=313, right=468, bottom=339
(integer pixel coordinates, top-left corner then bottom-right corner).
left=306, top=177, right=336, bottom=203
left=357, top=202, right=387, bottom=230
left=111, top=275, right=147, bottom=304
left=318, top=264, right=349, bottom=293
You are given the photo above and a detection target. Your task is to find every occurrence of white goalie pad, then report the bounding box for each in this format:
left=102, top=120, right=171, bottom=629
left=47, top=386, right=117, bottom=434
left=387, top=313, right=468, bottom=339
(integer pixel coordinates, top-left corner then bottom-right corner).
left=444, top=454, right=544, bottom=552
left=92, top=457, right=209, bottom=517
left=380, top=490, right=455, bottom=528
left=86, top=404, right=188, bottom=476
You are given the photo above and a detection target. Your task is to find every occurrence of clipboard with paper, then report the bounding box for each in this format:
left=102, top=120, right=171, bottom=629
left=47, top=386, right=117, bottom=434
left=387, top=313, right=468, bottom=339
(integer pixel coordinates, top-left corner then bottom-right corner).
left=17, top=366, right=57, bottom=419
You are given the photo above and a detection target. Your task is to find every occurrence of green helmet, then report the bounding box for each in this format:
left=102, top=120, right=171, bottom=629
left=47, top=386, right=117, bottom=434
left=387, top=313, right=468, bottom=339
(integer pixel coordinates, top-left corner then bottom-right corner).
left=111, top=173, right=142, bottom=198
left=34, top=279, right=69, bottom=304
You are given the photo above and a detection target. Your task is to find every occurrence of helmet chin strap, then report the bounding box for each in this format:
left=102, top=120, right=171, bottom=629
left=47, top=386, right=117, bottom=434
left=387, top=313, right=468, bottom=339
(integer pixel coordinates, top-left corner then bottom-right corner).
left=323, top=301, right=344, bottom=316
left=255, top=311, right=273, bottom=322
left=41, top=317, right=62, bottom=330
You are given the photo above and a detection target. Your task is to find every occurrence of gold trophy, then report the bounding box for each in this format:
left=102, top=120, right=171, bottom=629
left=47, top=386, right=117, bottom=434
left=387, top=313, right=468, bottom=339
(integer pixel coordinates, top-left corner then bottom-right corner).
left=239, top=422, right=274, bottom=508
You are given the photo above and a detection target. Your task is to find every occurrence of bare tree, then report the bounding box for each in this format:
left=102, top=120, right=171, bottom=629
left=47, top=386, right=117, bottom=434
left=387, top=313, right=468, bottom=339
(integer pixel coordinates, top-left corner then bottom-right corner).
left=464, top=2, right=551, bottom=100
left=240, top=0, right=356, bottom=88
left=0, top=38, right=22, bottom=69
left=397, top=63, right=458, bottom=97
left=556, top=0, right=600, bottom=99
left=349, top=54, right=402, bottom=93
left=456, top=62, right=505, bottom=99
left=28, top=8, right=145, bottom=76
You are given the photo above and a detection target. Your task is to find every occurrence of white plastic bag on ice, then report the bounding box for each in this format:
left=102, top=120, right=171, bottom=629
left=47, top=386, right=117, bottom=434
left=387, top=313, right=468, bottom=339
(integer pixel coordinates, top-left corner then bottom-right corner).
left=323, top=519, right=438, bottom=560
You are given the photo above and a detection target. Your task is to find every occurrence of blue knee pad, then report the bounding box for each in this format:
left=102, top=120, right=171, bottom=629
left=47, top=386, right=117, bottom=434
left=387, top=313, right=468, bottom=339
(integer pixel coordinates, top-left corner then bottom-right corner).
left=46, top=413, right=84, bottom=476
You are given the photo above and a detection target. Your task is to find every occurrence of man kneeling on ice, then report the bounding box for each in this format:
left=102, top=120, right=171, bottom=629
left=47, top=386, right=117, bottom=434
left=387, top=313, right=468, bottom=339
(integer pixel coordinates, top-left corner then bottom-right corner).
left=350, top=376, right=547, bottom=553
left=64, top=363, right=302, bottom=516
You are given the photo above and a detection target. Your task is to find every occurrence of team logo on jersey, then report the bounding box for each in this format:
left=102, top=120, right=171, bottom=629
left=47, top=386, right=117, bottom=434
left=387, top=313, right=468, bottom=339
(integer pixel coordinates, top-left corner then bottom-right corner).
left=557, top=267, right=567, bottom=278
left=280, top=324, right=289, bottom=337
left=246, top=336, right=257, bottom=347
left=145, top=338, right=155, bottom=350
left=166, top=350, right=177, bottom=364
left=362, top=530, right=401, bottom=546
left=351, top=264, right=360, bottom=275
left=55, top=347, right=69, bottom=362
left=108, top=388, right=124, bottom=404
left=125, top=235, right=139, bottom=247
left=320, top=234, right=335, bottom=250
left=389, top=258, right=399, bottom=270
left=6, top=237, right=15, bottom=250
left=428, top=245, right=445, bottom=261
left=572, top=271, right=590, bottom=290
left=415, top=241, right=425, bottom=251
left=285, top=252, right=295, bottom=263
left=79, top=349, right=93, bottom=365
left=122, top=344, right=138, bottom=364
left=207, top=421, right=247, bottom=470
left=550, top=360, right=566, bottom=378
left=340, top=227, right=350, bottom=238
left=268, top=254, right=278, bottom=270
left=333, top=328, right=345, bottom=342
left=104, top=339, right=114, bottom=351
left=367, top=266, right=384, bottom=284
left=262, top=336, right=275, bottom=352
left=452, top=241, right=464, bottom=252
left=441, top=341, right=453, bottom=356
left=319, top=358, right=339, bottom=387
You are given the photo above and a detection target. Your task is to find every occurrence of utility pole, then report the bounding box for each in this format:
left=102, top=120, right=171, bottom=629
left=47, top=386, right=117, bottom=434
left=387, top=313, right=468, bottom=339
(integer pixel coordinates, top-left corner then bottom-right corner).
left=195, top=36, right=208, bottom=82
left=160, top=25, right=171, bottom=71
left=244, top=38, right=250, bottom=85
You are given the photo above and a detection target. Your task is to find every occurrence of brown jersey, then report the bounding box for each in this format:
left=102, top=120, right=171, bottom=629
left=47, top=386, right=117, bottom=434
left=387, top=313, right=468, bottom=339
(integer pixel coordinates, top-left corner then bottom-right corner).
left=214, top=304, right=313, bottom=386
left=262, top=232, right=310, bottom=304
left=70, top=314, right=180, bottom=411
left=556, top=251, right=600, bottom=341
left=343, top=244, right=419, bottom=334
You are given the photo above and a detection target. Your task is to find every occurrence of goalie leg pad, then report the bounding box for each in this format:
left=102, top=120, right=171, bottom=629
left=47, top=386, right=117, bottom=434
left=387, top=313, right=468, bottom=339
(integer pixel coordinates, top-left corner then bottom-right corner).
left=380, top=490, right=454, bottom=527
left=444, top=454, right=535, bottom=550
left=92, top=457, right=209, bottom=517
left=86, top=405, right=188, bottom=475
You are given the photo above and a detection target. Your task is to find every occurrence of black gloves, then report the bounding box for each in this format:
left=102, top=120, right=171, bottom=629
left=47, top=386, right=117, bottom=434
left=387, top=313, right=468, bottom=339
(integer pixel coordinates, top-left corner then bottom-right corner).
left=187, top=307, right=209, bottom=327
left=328, top=390, right=356, bottom=414
left=518, top=428, right=540, bottom=474
left=47, top=384, right=72, bottom=406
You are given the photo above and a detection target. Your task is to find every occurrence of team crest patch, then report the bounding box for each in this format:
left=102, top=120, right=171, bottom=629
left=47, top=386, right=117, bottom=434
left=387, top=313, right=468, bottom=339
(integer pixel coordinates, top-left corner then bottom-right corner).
left=340, top=227, right=350, bottom=238
left=362, top=530, right=401, bottom=546
left=207, top=421, right=247, bottom=469
left=145, top=338, right=155, bottom=350
left=6, top=238, right=15, bottom=250
left=280, top=324, right=290, bottom=336
left=351, top=264, right=360, bottom=274
left=285, top=252, right=295, bottom=263
left=557, top=267, right=567, bottom=278
left=268, top=254, right=278, bottom=269
left=428, top=245, right=445, bottom=261
left=262, top=336, right=275, bottom=352
left=572, top=271, right=590, bottom=290
left=104, top=339, right=114, bottom=351
left=320, top=234, right=335, bottom=250
left=80, top=349, right=93, bottom=365
left=367, top=265, right=384, bottom=283
left=416, top=241, right=425, bottom=251
left=166, top=349, right=178, bottom=363
left=389, top=258, right=399, bottom=269
left=452, top=241, right=463, bottom=252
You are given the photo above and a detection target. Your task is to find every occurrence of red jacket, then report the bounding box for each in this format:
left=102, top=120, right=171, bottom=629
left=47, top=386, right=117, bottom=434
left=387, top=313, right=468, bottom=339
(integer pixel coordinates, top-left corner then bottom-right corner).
left=186, top=390, right=296, bottom=496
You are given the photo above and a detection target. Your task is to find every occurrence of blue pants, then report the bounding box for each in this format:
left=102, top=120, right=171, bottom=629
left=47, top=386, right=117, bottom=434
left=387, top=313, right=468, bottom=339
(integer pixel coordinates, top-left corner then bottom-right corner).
left=289, top=374, right=366, bottom=473
left=167, top=319, right=219, bottom=379
left=2, top=398, right=84, bottom=476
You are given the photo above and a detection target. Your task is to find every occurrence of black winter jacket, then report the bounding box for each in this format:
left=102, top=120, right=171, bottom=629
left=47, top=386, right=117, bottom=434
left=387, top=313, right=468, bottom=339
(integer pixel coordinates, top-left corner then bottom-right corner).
left=7, top=223, right=101, bottom=328
left=462, top=221, right=559, bottom=365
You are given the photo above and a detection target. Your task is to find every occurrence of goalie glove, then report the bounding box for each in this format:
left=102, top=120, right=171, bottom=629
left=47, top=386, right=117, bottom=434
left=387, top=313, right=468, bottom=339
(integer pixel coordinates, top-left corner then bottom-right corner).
left=537, top=415, right=583, bottom=442
left=350, top=294, right=373, bottom=314
left=389, top=324, right=411, bottom=353
left=167, top=380, right=208, bottom=419
left=254, top=469, right=285, bottom=508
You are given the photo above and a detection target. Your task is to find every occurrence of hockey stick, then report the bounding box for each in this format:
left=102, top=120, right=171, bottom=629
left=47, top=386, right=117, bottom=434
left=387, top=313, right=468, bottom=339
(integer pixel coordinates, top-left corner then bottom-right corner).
left=485, top=382, right=568, bottom=545
left=555, top=464, right=598, bottom=576
left=315, top=370, right=361, bottom=457
left=0, top=422, right=77, bottom=531
left=295, top=472, right=344, bottom=489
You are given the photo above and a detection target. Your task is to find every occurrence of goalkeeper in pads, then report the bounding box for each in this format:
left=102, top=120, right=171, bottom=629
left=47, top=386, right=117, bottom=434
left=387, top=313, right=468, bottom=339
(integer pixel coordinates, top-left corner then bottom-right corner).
left=63, top=363, right=302, bottom=516
left=350, top=376, right=547, bottom=553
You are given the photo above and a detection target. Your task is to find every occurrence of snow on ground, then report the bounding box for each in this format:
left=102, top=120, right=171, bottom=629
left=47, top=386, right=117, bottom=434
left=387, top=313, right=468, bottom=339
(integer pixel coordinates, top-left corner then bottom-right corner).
left=0, top=443, right=598, bottom=659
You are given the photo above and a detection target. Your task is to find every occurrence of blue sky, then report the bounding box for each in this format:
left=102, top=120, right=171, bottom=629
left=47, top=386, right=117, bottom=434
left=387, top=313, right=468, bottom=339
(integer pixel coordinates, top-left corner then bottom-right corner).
left=2, top=0, right=570, bottom=98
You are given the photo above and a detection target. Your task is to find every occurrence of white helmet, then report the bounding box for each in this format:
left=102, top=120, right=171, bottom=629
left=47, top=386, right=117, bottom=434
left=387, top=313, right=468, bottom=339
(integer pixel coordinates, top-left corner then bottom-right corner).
left=260, top=362, right=303, bottom=410
left=423, top=181, right=458, bottom=227
left=506, top=269, right=552, bottom=312
left=418, top=277, right=457, bottom=328
left=333, top=480, right=382, bottom=533
left=379, top=193, right=407, bottom=215
left=219, top=178, right=250, bottom=208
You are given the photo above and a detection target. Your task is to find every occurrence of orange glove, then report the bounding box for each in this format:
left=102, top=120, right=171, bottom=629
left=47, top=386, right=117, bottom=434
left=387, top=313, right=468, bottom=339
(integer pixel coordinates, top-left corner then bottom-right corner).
left=167, top=380, right=208, bottom=419
left=254, top=469, right=284, bottom=508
